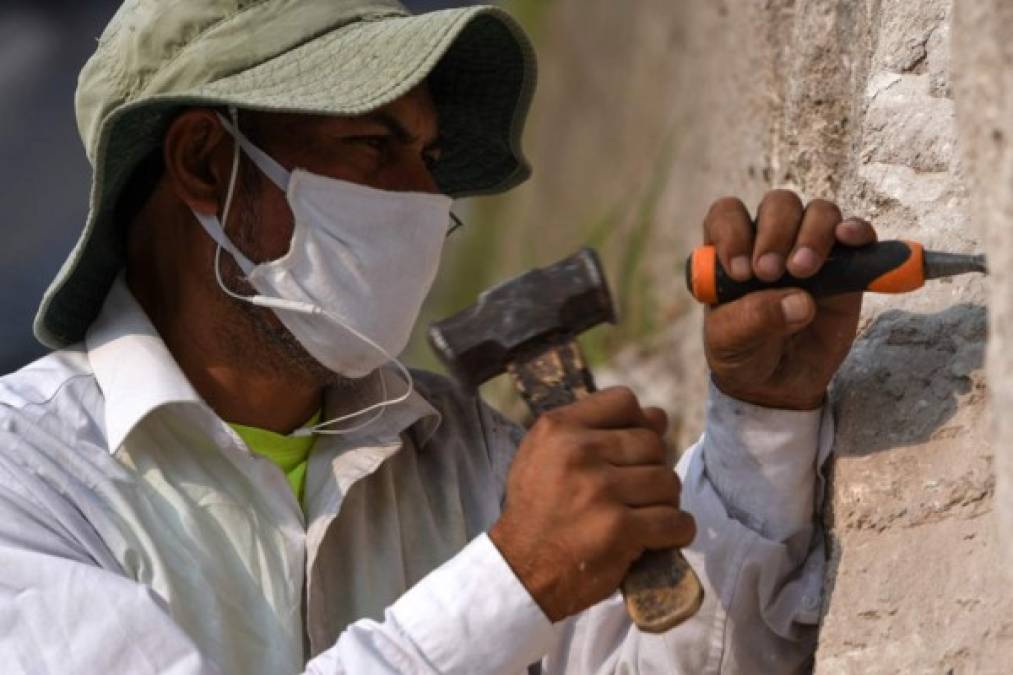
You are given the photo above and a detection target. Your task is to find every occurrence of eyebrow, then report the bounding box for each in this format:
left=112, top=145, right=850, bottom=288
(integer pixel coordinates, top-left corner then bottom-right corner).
left=364, top=110, right=443, bottom=153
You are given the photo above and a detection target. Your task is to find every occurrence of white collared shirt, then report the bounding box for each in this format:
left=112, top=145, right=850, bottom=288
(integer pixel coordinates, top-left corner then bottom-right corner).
left=0, top=277, right=833, bottom=674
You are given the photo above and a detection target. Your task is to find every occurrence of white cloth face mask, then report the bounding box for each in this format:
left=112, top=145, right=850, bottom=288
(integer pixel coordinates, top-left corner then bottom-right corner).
left=191, top=109, right=453, bottom=435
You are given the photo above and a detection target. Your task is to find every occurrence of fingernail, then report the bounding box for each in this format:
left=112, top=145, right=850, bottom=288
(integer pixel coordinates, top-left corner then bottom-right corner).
left=730, top=255, right=752, bottom=281
left=781, top=293, right=811, bottom=324
left=756, top=252, right=784, bottom=281
left=790, top=246, right=820, bottom=277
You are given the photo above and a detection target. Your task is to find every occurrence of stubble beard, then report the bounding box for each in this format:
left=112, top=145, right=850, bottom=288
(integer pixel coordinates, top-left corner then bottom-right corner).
left=213, top=161, right=360, bottom=391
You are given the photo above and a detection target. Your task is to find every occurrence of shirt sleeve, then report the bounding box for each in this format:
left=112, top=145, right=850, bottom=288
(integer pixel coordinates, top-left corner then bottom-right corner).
left=0, top=459, right=222, bottom=675
left=306, top=534, right=559, bottom=674
left=0, top=435, right=555, bottom=675
left=540, top=380, right=834, bottom=674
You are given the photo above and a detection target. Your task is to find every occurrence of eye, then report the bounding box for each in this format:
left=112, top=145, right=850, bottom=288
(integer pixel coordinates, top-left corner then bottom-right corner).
left=349, top=135, right=391, bottom=153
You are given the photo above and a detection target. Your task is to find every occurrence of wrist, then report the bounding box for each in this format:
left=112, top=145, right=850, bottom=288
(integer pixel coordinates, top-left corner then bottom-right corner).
left=488, top=519, right=562, bottom=622
left=710, top=373, right=826, bottom=411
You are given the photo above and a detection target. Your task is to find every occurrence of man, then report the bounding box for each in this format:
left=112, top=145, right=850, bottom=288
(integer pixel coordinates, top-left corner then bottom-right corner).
left=0, top=1, right=876, bottom=673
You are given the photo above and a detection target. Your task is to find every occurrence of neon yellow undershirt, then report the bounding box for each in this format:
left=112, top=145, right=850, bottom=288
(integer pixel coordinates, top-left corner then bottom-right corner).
left=229, top=411, right=321, bottom=504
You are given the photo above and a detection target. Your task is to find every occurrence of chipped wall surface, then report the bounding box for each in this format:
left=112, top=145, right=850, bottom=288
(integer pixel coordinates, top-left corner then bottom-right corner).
left=448, top=0, right=1008, bottom=670
left=953, top=0, right=1013, bottom=593
left=774, top=1, right=1003, bottom=671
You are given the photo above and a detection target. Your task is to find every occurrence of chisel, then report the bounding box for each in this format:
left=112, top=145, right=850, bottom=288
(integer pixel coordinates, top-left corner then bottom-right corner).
left=684, top=240, right=988, bottom=305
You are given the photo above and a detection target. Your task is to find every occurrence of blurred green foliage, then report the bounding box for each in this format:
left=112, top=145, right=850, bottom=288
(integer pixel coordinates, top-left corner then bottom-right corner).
left=502, top=0, right=555, bottom=40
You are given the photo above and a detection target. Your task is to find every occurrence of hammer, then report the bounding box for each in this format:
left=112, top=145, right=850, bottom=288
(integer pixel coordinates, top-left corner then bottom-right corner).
left=428, top=248, right=704, bottom=633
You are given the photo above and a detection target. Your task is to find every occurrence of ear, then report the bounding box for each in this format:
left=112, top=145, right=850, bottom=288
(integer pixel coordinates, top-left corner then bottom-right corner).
left=163, top=108, right=235, bottom=216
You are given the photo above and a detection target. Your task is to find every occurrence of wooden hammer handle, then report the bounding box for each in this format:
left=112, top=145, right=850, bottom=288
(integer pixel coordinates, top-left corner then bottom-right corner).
left=507, top=341, right=596, bottom=416
left=507, top=341, right=704, bottom=633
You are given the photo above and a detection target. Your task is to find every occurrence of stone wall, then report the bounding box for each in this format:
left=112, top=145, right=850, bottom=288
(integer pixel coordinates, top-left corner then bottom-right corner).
left=430, top=0, right=1010, bottom=670
left=771, top=2, right=1002, bottom=671
left=953, top=0, right=1013, bottom=621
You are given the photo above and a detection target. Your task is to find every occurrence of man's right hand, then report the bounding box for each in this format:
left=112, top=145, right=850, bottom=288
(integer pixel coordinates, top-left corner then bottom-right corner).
left=488, top=387, right=697, bottom=622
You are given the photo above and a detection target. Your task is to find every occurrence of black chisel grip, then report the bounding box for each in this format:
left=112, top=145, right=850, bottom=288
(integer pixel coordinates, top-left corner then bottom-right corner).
left=685, top=240, right=926, bottom=305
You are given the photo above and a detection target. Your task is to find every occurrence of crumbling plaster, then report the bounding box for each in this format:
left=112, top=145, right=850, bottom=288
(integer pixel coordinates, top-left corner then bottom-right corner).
left=442, top=0, right=1007, bottom=669
left=953, top=0, right=1013, bottom=598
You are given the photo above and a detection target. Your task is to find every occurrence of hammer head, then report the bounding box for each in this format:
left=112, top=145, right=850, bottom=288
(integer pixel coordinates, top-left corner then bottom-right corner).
left=428, top=248, right=616, bottom=390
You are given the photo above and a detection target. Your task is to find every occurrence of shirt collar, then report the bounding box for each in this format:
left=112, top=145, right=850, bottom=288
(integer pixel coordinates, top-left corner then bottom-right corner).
left=86, top=275, right=205, bottom=452
left=86, top=275, right=442, bottom=453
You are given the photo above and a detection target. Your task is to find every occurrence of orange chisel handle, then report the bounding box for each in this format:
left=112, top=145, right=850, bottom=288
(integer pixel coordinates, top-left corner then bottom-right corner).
left=685, top=240, right=925, bottom=305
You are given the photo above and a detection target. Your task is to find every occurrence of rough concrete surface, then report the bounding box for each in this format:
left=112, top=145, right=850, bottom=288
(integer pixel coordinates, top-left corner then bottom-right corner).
left=953, top=0, right=1013, bottom=586
left=438, top=0, right=1009, bottom=670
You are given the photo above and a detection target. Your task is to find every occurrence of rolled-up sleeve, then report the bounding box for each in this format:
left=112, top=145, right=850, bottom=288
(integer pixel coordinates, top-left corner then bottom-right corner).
left=541, top=380, right=834, bottom=674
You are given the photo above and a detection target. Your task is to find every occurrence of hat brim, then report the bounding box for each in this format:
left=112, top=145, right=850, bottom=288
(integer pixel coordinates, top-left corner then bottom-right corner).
left=34, top=6, right=536, bottom=349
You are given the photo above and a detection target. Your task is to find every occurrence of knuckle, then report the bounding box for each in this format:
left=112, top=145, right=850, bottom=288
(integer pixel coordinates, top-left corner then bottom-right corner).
left=671, top=471, right=684, bottom=495
left=718, top=237, right=749, bottom=256
left=600, top=509, right=629, bottom=543
left=643, top=507, right=677, bottom=540
left=676, top=512, right=698, bottom=545
left=529, top=416, right=589, bottom=466
left=562, top=436, right=595, bottom=468
left=710, top=195, right=747, bottom=215
left=760, top=189, right=803, bottom=212
left=608, top=386, right=640, bottom=413
left=807, top=198, right=843, bottom=223
left=535, top=410, right=567, bottom=436
left=632, top=430, right=665, bottom=463
left=845, top=217, right=876, bottom=239
left=668, top=473, right=683, bottom=505
left=570, top=471, right=603, bottom=510
left=742, top=291, right=777, bottom=325
left=663, top=507, right=687, bottom=530
left=705, top=301, right=748, bottom=351
left=646, top=463, right=672, bottom=484
left=646, top=406, right=669, bottom=430
left=539, top=408, right=566, bottom=427
left=649, top=467, right=680, bottom=500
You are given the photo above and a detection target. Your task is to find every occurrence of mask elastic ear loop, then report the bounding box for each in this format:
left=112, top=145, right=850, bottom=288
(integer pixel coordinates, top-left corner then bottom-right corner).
left=221, top=107, right=241, bottom=231
left=211, top=106, right=260, bottom=306
left=211, top=108, right=314, bottom=315
left=215, top=111, right=290, bottom=192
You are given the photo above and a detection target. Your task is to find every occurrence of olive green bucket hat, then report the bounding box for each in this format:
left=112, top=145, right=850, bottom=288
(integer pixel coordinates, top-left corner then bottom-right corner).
left=34, top=0, right=537, bottom=349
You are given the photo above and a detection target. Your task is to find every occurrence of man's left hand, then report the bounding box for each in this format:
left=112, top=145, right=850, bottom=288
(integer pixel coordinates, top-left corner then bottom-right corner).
left=702, top=189, right=876, bottom=410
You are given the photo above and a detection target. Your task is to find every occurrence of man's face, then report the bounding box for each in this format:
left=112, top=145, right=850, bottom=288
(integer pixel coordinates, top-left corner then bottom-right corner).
left=198, top=84, right=445, bottom=384
left=227, top=84, right=443, bottom=263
